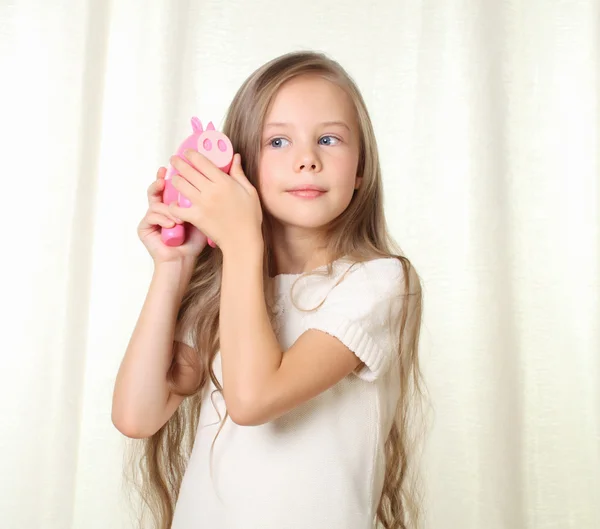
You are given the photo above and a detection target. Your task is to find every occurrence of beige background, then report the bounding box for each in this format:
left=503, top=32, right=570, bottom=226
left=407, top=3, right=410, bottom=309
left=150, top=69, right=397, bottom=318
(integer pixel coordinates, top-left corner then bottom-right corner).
left=0, top=0, right=598, bottom=527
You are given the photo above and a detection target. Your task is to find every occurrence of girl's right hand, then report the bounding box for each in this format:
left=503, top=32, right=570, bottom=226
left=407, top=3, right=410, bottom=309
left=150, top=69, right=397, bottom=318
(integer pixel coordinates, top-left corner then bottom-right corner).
left=137, top=167, right=208, bottom=264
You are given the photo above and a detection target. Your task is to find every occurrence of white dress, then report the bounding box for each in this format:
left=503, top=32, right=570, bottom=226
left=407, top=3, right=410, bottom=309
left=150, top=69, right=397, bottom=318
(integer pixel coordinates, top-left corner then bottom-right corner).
left=171, top=257, right=405, bottom=529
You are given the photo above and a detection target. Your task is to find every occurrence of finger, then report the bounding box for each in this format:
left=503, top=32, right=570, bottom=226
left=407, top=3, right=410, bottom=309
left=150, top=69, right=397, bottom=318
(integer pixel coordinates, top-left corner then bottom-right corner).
left=149, top=202, right=184, bottom=223
left=170, top=154, right=213, bottom=192
left=178, top=150, right=223, bottom=184
left=140, top=212, right=176, bottom=230
left=147, top=178, right=165, bottom=205
left=228, top=153, right=254, bottom=193
left=168, top=201, right=194, bottom=224
left=171, top=172, right=204, bottom=202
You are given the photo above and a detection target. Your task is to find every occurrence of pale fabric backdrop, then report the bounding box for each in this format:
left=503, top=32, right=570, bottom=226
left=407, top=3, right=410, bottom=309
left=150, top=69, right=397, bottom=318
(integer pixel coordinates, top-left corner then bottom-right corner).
left=1, top=0, right=598, bottom=528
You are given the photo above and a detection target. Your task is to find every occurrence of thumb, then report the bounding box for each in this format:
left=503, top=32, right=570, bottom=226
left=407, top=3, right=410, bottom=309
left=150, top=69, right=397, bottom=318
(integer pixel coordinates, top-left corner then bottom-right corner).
left=229, top=154, right=254, bottom=191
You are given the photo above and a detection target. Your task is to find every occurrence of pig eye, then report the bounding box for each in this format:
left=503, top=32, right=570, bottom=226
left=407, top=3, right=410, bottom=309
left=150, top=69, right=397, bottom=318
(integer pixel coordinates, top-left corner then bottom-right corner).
left=218, top=139, right=227, bottom=152
left=203, top=139, right=212, bottom=151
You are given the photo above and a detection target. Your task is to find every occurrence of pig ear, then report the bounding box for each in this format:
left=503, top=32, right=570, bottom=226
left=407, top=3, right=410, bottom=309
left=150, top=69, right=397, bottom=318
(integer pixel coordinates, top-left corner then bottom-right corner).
left=206, top=121, right=215, bottom=131
left=191, top=117, right=203, bottom=133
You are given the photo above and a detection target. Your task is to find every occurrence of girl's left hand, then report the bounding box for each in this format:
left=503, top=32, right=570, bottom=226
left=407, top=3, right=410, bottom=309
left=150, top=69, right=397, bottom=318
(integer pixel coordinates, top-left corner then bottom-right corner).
left=168, top=150, right=263, bottom=254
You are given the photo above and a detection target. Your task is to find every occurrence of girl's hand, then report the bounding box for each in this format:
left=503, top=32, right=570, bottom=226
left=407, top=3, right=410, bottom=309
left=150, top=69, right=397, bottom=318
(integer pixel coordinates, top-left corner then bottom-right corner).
left=168, top=151, right=263, bottom=255
left=137, top=167, right=208, bottom=264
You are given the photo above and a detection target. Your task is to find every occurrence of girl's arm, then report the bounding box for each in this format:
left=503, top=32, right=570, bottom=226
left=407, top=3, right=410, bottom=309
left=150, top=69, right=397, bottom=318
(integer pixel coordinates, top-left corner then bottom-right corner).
left=112, top=258, right=198, bottom=438
left=219, top=242, right=362, bottom=426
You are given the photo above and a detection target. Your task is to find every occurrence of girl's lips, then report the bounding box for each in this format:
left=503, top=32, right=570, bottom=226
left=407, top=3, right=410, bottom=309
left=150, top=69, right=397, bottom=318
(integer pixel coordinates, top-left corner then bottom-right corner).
left=287, top=189, right=326, bottom=198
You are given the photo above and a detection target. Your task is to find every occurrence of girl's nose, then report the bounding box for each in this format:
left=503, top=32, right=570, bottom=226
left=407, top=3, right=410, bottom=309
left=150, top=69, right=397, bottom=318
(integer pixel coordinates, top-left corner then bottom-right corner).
left=295, top=150, right=322, bottom=172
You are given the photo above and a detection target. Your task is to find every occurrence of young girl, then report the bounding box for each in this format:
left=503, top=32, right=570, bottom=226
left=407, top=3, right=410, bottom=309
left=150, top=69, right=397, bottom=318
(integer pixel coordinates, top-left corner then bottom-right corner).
left=113, top=50, right=425, bottom=529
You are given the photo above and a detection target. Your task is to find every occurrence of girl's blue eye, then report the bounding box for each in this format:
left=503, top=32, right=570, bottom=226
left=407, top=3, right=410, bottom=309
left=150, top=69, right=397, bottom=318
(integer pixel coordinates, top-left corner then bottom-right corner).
left=270, top=137, right=290, bottom=148
left=319, top=135, right=340, bottom=146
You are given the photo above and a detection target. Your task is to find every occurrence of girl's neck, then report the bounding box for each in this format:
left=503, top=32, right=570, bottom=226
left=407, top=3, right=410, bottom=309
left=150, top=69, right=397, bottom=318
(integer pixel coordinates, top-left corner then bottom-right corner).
left=269, top=224, right=330, bottom=275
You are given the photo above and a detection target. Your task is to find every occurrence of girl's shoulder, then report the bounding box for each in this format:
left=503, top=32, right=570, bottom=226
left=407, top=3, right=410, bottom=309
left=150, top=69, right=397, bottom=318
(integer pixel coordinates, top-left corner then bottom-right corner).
left=278, top=255, right=404, bottom=308
left=332, top=255, right=404, bottom=286
left=294, top=256, right=407, bottom=381
left=332, top=256, right=404, bottom=300
left=349, top=255, right=403, bottom=274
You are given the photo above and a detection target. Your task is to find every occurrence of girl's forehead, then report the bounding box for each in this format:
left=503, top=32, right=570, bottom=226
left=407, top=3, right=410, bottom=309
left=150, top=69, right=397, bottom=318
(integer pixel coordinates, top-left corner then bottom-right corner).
left=265, top=77, right=357, bottom=126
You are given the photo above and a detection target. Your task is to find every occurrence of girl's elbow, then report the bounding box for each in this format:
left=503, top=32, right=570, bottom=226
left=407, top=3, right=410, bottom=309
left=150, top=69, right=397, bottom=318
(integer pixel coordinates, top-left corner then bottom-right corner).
left=226, top=392, right=270, bottom=426
left=111, top=408, right=156, bottom=439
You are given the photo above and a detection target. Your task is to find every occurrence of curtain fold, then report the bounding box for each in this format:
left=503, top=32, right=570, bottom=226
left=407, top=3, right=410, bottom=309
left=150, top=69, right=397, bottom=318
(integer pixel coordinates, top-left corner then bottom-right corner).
left=1, top=1, right=597, bottom=527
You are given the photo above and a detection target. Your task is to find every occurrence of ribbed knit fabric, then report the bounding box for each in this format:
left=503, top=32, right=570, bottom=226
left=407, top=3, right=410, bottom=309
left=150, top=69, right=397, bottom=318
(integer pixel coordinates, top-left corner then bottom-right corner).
left=171, top=257, right=404, bottom=529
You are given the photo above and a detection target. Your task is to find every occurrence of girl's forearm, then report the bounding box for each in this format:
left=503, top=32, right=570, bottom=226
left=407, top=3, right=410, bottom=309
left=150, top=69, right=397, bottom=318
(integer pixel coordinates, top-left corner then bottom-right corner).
left=219, top=240, right=282, bottom=421
left=112, top=258, right=195, bottom=435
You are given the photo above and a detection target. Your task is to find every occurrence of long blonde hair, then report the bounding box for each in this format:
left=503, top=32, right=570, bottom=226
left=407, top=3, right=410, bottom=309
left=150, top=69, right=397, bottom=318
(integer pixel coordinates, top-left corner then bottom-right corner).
left=125, top=50, right=427, bottom=529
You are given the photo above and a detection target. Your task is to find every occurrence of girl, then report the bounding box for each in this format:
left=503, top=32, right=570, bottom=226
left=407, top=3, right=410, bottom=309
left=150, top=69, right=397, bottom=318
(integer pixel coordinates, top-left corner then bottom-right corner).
left=113, top=50, right=425, bottom=529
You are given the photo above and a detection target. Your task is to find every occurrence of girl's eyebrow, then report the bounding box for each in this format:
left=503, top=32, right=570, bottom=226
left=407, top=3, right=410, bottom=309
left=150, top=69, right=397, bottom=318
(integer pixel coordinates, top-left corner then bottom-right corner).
left=264, top=121, right=351, bottom=131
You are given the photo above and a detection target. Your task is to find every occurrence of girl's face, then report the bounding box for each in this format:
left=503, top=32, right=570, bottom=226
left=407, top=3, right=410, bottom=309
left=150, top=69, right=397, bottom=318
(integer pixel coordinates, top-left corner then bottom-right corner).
left=258, top=75, right=362, bottom=235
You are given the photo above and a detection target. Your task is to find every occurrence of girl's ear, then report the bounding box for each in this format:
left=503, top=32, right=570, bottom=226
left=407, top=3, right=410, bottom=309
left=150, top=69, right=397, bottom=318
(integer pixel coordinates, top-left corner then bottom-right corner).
left=354, top=175, right=363, bottom=190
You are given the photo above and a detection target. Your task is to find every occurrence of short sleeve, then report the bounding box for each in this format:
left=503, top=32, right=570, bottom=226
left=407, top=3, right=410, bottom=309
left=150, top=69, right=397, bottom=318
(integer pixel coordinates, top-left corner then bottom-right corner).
left=302, top=258, right=404, bottom=381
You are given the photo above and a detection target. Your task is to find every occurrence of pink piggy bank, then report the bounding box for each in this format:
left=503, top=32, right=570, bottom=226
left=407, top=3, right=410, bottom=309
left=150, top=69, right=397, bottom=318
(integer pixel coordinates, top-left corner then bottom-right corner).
left=161, top=116, right=234, bottom=248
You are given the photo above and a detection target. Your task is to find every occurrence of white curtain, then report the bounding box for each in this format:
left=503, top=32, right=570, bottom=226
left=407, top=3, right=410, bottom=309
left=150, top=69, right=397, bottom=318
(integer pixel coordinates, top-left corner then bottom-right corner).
left=1, top=1, right=598, bottom=528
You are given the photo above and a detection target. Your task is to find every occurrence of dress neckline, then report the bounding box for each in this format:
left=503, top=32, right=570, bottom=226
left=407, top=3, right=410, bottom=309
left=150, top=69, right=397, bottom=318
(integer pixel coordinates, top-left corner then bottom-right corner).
left=269, top=257, right=352, bottom=283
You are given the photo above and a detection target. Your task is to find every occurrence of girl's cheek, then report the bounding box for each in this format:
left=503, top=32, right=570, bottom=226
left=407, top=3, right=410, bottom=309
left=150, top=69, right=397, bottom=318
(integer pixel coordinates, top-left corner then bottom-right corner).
left=255, top=174, right=271, bottom=201
left=256, top=166, right=276, bottom=191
